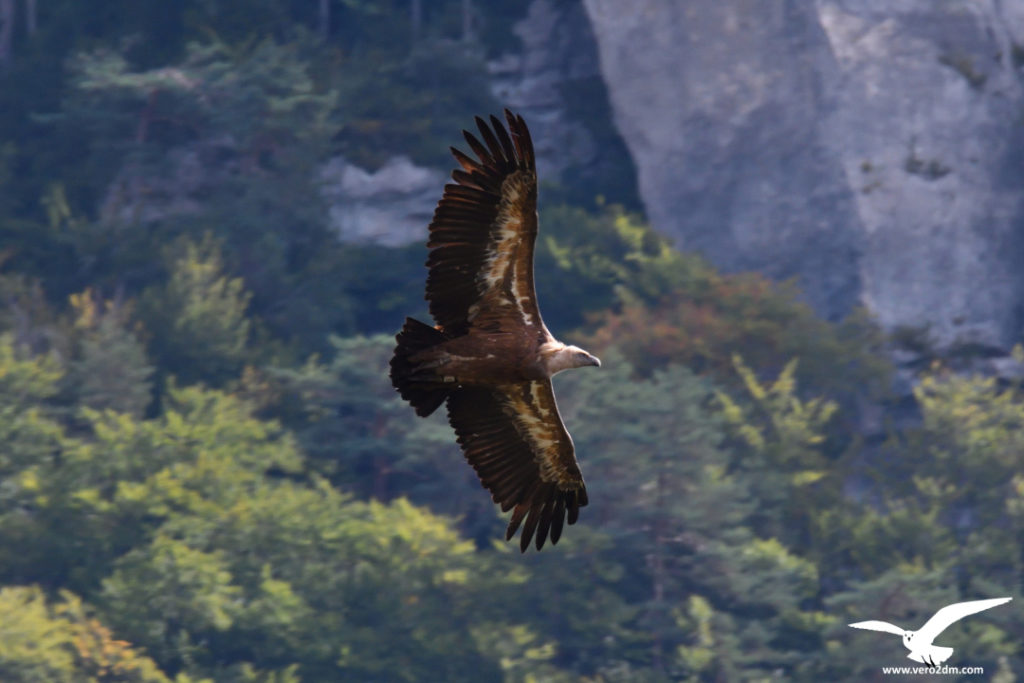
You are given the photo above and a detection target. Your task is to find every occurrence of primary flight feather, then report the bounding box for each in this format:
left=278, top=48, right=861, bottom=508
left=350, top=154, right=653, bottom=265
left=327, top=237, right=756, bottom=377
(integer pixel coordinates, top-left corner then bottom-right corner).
left=389, top=111, right=601, bottom=552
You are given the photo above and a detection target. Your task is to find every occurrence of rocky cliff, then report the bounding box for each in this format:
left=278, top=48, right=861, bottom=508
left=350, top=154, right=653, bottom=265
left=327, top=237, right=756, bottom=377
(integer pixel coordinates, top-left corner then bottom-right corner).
left=583, top=0, right=1024, bottom=354
left=488, top=0, right=635, bottom=205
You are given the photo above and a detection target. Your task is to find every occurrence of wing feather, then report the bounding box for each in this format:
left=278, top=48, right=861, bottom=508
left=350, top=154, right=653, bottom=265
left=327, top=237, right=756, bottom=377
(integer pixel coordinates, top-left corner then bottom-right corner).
left=450, top=146, right=484, bottom=174
left=916, top=598, right=1012, bottom=644
left=506, top=499, right=531, bottom=539
left=474, top=115, right=507, bottom=164
left=463, top=130, right=495, bottom=165
left=549, top=496, right=566, bottom=544
left=510, top=113, right=534, bottom=166
left=535, top=499, right=554, bottom=551
left=848, top=620, right=907, bottom=636
left=519, top=503, right=544, bottom=553
left=490, top=114, right=518, bottom=163
left=425, top=110, right=542, bottom=336
left=447, top=381, right=587, bottom=551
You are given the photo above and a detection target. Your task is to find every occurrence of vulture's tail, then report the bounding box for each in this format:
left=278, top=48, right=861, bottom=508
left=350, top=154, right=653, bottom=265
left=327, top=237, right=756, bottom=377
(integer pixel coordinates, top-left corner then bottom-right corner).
left=390, top=317, right=452, bottom=417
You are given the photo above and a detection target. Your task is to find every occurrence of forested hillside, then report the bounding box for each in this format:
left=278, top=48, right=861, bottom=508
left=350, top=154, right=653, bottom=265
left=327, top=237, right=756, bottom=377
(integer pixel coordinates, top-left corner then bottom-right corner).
left=0, top=2, right=1021, bottom=681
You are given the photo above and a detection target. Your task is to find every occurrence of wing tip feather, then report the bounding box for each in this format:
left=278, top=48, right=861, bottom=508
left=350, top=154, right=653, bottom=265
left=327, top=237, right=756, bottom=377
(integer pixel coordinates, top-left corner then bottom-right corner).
left=502, top=485, right=586, bottom=552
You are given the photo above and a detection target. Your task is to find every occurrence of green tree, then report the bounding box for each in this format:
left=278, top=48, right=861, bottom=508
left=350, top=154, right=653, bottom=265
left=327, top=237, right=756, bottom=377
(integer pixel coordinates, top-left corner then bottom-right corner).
left=65, top=289, right=153, bottom=418
left=264, top=334, right=512, bottom=542
left=140, top=238, right=252, bottom=386
left=534, top=203, right=889, bottom=421
left=0, top=586, right=79, bottom=682
left=539, top=352, right=827, bottom=681
left=717, top=355, right=839, bottom=548
left=62, top=36, right=352, bottom=352
left=0, top=586, right=180, bottom=683
left=0, top=333, right=72, bottom=588
left=0, top=343, right=554, bottom=680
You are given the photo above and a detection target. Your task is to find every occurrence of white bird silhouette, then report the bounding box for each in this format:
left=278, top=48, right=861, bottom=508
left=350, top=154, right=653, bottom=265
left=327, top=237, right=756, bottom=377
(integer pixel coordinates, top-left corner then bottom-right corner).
left=849, top=597, right=1012, bottom=667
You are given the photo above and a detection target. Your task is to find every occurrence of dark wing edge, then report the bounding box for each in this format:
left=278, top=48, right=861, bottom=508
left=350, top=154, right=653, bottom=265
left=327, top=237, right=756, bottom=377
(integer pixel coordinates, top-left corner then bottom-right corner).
left=446, top=381, right=588, bottom=552
left=425, top=111, right=540, bottom=336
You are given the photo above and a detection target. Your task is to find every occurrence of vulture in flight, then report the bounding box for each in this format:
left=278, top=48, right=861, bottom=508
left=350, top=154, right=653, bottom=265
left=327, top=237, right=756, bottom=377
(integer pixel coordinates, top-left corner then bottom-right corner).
left=389, top=110, right=601, bottom=552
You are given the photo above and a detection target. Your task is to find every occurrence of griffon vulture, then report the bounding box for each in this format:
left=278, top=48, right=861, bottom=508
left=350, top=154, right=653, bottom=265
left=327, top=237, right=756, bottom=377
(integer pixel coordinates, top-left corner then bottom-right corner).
left=390, top=110, right=601, bottom=552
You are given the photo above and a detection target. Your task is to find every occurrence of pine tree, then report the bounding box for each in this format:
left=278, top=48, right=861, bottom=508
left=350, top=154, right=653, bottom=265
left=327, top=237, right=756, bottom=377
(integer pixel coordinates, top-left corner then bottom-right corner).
left=66, top=289, right=153, bottom=417
left=140, top=237, right=252, bottom=387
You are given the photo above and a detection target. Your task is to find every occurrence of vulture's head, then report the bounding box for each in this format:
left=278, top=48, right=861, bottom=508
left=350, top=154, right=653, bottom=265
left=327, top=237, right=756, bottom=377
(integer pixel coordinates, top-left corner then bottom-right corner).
left=543, top=343, right=601, bottom=376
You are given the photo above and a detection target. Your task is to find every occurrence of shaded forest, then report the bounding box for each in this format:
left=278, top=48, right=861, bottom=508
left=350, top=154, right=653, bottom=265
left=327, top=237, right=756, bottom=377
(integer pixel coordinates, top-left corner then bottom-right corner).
left=0, top=1, right=1021, bottom=681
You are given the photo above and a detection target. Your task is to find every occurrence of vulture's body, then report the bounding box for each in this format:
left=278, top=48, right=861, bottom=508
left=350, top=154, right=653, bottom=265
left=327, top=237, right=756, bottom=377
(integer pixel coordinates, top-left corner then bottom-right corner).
left=389, top=111, right=600, bottom=552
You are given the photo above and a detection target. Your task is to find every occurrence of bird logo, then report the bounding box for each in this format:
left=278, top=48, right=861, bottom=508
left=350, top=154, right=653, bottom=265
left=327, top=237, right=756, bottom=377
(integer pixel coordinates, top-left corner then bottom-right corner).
left=849, top=597, right=1012, bottom=667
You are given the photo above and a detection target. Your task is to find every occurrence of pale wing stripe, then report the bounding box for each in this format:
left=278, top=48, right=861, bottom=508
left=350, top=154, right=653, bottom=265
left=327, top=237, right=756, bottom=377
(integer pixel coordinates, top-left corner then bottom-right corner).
left=469, top=173, right=535, bottom=327
left=504, top=382, right=579, bottom=486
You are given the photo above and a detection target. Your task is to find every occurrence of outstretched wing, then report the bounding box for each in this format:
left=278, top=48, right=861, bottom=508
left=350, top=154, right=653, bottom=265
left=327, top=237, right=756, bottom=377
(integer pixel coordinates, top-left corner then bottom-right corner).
left=848, top=620, right=907, bottom=637
left=917, top=597, right=1013, bottom=645
left=425, top=111, right=543, bottom=337
left=446, top=381, right=588, bottom=552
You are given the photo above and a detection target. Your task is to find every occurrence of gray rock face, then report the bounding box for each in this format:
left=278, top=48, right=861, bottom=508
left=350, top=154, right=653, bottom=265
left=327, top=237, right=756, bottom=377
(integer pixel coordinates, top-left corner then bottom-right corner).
left=490, top=0, right=638, bottom=205
left=819, top=1, right=1024, bottom=351
left=583, top=0, right=1024, bottom=351
left=489, top=0, right=602, bottom=181
left=320, top=156, right=445, bottom=247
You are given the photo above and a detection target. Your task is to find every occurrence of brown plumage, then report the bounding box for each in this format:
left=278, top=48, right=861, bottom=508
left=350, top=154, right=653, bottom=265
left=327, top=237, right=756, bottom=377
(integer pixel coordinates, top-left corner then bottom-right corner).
left=389, top=111, right=601, bottom=552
